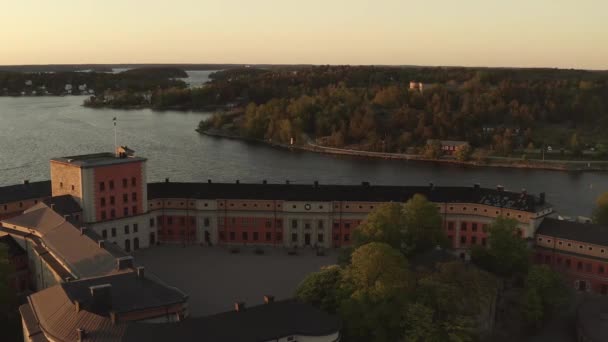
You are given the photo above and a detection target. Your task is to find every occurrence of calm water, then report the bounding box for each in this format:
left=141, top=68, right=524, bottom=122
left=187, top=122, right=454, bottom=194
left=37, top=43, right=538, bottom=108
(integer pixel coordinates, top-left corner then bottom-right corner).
left=0, top=72, right=606, bottom=216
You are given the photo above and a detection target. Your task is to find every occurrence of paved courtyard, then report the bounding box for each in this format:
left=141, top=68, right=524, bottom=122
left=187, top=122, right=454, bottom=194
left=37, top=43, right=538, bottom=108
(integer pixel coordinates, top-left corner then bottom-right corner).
left=134, top=245, right=338, bottom=317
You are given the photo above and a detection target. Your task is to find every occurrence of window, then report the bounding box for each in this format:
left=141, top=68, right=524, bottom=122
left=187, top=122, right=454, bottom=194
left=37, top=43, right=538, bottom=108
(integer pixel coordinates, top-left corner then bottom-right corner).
left=318, top=234, right=324, bottom=242
left=586, top=263, right=592, bottom=272
left=111, top=228, right=117, bottom=237
left=461, top=222, right=467, bottom=231
left=229, top=232, right=235, bottom=240
left=333, top=222, right=339, bottom=229
left=101, top=211, right=107, bottom=220
left=168, top=217, right=173, bottom=225
left=110, top=196, right=115, bottom=205
left=589, top=247, right=593, bottom=251
left=345, top=223, right=351, bottom=229
left=102, top=229, right=107, bottom=238
left=460, top=236, right=467, bottom=244
left=304, top=222, right=311, bottom=229
left=566, top=259, right=571, bottom=268
left=123, top=225, right=129, bottom=234
left=545, top=255, right=551, bottom=263
left=471, top=236, right=477, bottom=244
left=122, top=178, right=128, bottom=188
left=291, top=220, right=298, bottom=229
left=123, top=207, right=129, bottom=216
left=344, top=234, right=350, bottom=242
left=577, top=262, right=583, bottom=270
left=132, top=192, right=137, bottom=201
left=132, top=206, right=137, bottom=214
left=133, top=224, right=138, bottom=233
left=71, top=185, right=75, bottom=191
left=318, top=220, right=324, bottom=229
left=180, top=217, right=186, bottom=226
left=557, top=257, right=562, bottom=265
left=482, top=238, right=487, bottom=246
left=334, top=234, right=339, bottom=241
left=100, top=197, right=106, bottom=207
left=131, top=177, right=136, bottom=186
left=204, top=218, right=210, bottom=227
left=123, top=194, right=128, bottom=203
left=109, top=180, right=114, bottom=190
left=276, top=233, right=282, bottom=241
left=447, top=222, right=454, bottom=230
left=253, top=232, right=258, bottom=241
left=266, top=232, right=272, bottom=241
left=99, top=182, right=105, bottom=191
left=291, top=233, right=298, bottom=242
left=110, top=209, right=116, bottom=218
left=150, top=218, right=155, bottom=227
left=242, top=232, right=248, bottom=241
left=599, top=266, right=605, bottom=274
left=472, top=223, right=478, bottom=232
left=19, top=202, right=22, bottom=208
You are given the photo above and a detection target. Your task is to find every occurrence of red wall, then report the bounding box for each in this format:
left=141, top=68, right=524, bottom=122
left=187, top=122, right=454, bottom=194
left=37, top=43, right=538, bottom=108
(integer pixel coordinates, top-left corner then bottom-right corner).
left=157, top=215, right=197, bottom=243
left=218, top=216, right=283, bottom=245
left=535, top=249, right=608, bottom=294
left=94, top=162, right=144, bottom=222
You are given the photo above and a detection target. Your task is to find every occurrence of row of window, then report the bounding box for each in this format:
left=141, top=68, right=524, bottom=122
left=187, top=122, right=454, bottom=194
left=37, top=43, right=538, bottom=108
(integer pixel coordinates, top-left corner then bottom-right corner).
left=99, top=177, right=137, bottom=191
left=157, top=216, right=196, bottom=226
left=100, top=192, right=137, bottom=207
left=219, top=231, right=328, bottom=243
left=100, top=206, right=138, bottom=220
left=2, top=200, right=35, bottom=211
left=101, top=223, right=139, bottom=239
left=539, top=254, right=607, bottom=275
left=445, top=206, right=524, bottom=219
left=446, top=222, right=489, bottom=233
left=451, top=235, right=487, bottom=246
left=537, top=237, right=606, bottom=254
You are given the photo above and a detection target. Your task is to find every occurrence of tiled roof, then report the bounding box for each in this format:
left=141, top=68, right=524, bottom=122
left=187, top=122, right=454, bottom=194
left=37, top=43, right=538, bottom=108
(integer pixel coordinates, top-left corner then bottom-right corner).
left=123, top=299, right=340, bottom=342
left=0, top=181, right=51, bottom=205
left=537, top=218, right=608, bottom=246
left=147, top=182, right=549, bottom=213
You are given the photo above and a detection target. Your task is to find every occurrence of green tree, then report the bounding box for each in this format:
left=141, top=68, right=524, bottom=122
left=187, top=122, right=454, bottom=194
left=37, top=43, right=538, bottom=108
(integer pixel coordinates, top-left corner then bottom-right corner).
left=0, top=243, right=19, bottom=341
left=339, top=243, right=411, bottom=342
left=295, top=265, right=342, bottom=313
left=593, top=192, right=608, bottom=225
left=423, top=140, right=442, bottom=159
left=454, top=144, right=472, bottom=161
left=521, top=265, right=570, bottom=329
left=471, top=217, right=529, bottom=277
left=569, top=132, right=582, bottom=156
left=354, top=195, right=445, bottom=256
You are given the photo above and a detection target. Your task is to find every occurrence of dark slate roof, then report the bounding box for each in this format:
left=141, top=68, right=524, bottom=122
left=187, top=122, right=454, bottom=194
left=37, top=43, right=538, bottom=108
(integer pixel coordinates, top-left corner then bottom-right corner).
left=51, top=153, right=146, bottom=168
left=61, top=271, right=188, bottom=315
left=123, top=299, right=340, bottom=342
left=0, top=234, right=26, bottom=257
left=537, top=218, right=608, bottom=246
left=148, top=182, right=548, bottom=212
left=43, top=195, right=82, bottom=216
left=0, top=180, right=51, bottom=205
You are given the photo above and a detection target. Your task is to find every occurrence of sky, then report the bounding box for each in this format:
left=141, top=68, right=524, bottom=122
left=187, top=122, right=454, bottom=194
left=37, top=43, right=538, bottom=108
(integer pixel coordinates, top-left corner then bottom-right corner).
left=1, top=0, right=607, bottom=69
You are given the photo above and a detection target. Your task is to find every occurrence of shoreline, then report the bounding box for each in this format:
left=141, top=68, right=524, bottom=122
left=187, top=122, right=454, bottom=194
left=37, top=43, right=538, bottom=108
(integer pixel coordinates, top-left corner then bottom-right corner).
left=198, top=129, right=608, bottom=172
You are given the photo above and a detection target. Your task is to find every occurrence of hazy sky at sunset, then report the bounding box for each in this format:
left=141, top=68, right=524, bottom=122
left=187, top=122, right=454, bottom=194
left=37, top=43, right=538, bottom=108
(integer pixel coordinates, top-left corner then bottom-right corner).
left=2, top=0, right=607, bottom=69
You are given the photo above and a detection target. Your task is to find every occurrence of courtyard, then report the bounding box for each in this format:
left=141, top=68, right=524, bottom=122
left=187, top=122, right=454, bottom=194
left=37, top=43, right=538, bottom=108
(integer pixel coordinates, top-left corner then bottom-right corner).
left=134, top=245, right=339, bottom=317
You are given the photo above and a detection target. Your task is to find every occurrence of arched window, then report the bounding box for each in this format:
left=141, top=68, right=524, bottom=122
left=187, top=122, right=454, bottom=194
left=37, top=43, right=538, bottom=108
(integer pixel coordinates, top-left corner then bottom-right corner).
left=125, top=239, right=131, bottom=252
left=134, top=238, right=140, bottom=250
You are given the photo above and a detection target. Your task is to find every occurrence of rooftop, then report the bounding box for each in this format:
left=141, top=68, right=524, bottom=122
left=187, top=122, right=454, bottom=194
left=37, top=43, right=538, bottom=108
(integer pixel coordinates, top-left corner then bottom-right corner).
left=148, top=182, right=550, bottom=213
left=537, top=218, right=608, bottom=247
left=0, top=180, right=50, bottom=205
left=123, top=299, right=340, bottom=342
left=50, top=152, right=146, bottom=168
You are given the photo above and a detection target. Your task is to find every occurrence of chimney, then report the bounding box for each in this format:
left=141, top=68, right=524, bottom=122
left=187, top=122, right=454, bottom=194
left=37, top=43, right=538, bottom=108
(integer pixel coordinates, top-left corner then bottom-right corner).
left=314, top=181, right=319, bottom=187
left=263, top=180, right=267, bottom=184
left=473, top=183, right=480, bottom=190
left=23, top=179, right=29, bottom=185
left=89, top=284, right=112, bottom=312
left=236, top=180, right=240, bottom=184
left=75, top=300, right=81, bottom=313
left=496, top=185, right=504, bottom=192
left=263, top=295, right=275, bottom=304
left=110, top=312, right=118, bottom=325
left=539, top=192, right=546, bottom=204
left=361, top=181, right=370, bottom=187
left=136, top=266, right=145, bottom=279
left=165, top=178, right=170, bottom=183
left=207, top=179, right=212, bottom=184
left=76, top=328, right=85, bottom=342
left=50, top=203, right=55, bottom=210
left=429, top=182, right=434, bottom=190
left=116, top=256, right=134, bottom=270
left=80, top=227, right=87, bottom=235
left=234, top=302, right=246, bottom=312
left=521, top=188, right=528, bottom=196
left=98, top=240, right=105, bottom=249
left=285, top=180, right=290, bottom=185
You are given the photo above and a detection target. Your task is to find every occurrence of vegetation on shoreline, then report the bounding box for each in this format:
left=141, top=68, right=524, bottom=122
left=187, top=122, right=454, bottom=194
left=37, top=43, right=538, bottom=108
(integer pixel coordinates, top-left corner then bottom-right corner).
left=195, top=66, right=608, bottom=159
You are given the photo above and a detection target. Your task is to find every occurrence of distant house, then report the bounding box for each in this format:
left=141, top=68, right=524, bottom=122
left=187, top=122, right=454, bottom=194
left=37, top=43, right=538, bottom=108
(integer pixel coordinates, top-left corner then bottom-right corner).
left=427, top=140, right=469, bottom=155
left=409, top=81, right=424, bottom=92
left=25, top=80, right=33, bottom=86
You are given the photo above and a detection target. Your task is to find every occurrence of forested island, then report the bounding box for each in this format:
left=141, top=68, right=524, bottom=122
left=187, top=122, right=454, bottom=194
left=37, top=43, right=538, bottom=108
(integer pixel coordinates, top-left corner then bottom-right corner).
left=190, top=66, right=608, bottom=167
left=0, top=67, right=187, bottom=96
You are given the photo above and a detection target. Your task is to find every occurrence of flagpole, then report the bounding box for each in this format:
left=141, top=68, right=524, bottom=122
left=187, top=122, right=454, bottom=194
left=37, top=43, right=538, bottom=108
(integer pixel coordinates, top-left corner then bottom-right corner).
left=113, top=117, right=117, bottom=155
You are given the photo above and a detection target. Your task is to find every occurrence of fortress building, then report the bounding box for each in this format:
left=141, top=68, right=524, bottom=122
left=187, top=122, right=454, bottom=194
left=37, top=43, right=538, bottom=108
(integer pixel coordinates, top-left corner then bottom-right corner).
left=1, top=148, right=608, bottom=341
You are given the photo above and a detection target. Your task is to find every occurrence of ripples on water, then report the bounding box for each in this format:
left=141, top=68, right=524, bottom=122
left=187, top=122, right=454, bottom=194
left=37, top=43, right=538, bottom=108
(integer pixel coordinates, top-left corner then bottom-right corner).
left=0, top=72, right=605, bottom=216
